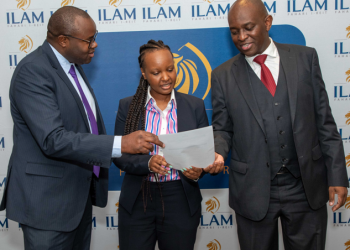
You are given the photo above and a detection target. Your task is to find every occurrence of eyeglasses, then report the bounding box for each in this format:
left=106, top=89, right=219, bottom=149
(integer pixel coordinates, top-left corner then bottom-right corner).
left=48, top=30, right=98, bottom=49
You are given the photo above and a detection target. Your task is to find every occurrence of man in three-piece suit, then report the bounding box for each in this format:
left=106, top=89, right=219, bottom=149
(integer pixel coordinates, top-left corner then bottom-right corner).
left=0, top=6, right=163, bottom=250
left=211, top=0, right=348, bottom=249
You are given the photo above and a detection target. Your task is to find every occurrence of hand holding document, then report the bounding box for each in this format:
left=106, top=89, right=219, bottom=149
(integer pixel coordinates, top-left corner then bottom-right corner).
left=158, top=126, right=215, bottom=170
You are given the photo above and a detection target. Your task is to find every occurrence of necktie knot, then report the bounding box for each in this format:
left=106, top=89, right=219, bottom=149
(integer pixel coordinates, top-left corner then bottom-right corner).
left=69, top=65, right=77, bottom=77
left=253, top=54, right=268, bottom=65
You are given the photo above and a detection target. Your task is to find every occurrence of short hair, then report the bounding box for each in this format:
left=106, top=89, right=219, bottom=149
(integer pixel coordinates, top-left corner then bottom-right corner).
left=47, top=6, right=90, bottom=36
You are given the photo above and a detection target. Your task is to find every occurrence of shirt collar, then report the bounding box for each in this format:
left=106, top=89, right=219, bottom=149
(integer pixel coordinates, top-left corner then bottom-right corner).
left=245, top=38, right=278, bottom=64
left=49, top=43, right=75, bottom=75
left=145, top=86, right=177, bottom=108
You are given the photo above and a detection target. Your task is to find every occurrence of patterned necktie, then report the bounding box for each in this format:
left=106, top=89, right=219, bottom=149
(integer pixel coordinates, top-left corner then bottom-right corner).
left=69, top=65, right=100, bottom=178
left=253, top=54, right=276, bottom=96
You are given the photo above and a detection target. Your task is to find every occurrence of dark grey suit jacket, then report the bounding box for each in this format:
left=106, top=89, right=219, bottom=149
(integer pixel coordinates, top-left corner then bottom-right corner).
left=211, top=42, right=349, bottom=221
left=0, top=41, right=114, bottom=232
left=113, top=91, right=209, bottom=216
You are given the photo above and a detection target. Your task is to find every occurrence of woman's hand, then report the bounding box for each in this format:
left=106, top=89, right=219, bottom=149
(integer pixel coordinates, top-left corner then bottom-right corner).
left=149, top=155, right=170, bottom=176
left=181, top=166, right=203, bottom=180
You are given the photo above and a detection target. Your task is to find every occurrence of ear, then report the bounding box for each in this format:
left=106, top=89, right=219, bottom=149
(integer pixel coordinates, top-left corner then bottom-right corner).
left=265, top=15, right=273, bottom=32
left=140, top=68, right=146, bottom=80
left=57, top=35, right=69, bottom=48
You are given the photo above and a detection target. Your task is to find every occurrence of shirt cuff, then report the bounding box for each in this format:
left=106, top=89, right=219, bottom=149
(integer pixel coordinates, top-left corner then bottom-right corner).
left=111, top=136, right=122, bottom=158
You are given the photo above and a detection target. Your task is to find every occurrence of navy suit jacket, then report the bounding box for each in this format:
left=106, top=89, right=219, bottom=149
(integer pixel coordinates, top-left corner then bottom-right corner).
left=0, top=41, right=114, bottom=232
left=113, top=91, right=209, bottom=216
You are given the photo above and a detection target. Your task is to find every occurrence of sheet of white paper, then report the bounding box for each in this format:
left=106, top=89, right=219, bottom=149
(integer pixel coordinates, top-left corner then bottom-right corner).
left=158, top=126, right=215, bottom=170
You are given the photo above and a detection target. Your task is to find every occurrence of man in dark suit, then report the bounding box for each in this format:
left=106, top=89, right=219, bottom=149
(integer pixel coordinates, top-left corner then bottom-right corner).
left=211, top=0, right=348, bottom=249
left=0, top=6, right=163, bottom=250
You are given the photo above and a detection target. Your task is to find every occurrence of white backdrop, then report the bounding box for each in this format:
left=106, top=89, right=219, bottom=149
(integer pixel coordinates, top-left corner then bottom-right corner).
left=1, top=0, right=350, bottom=249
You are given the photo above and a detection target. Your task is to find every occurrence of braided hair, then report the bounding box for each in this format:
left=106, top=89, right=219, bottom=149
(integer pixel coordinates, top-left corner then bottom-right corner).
left=124, top=39, right=172, bottom=135
left=124, top=40, right=173, bottom=221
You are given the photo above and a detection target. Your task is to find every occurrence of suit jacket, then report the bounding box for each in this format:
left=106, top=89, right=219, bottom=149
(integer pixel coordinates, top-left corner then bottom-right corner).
left=211, top=42, right=349, bottom=221
left=0, top=41, right=114, bottom=232
left=113, top=91, right=209, bottom=216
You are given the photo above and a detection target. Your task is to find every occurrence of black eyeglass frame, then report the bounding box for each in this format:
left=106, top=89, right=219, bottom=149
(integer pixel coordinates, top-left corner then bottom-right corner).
left=48, top=30, right=98, bottom=49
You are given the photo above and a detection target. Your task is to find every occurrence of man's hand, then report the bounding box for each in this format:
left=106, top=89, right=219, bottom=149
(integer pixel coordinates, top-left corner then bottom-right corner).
left=329, top=186, right=348, bottom=212
left=203, top=153, right=225, bottom=174
left=121, top=131, right=165, bottom=154
left=149, top=155, right=169, bottom=176
left=181, top=166, right=203, bottom=180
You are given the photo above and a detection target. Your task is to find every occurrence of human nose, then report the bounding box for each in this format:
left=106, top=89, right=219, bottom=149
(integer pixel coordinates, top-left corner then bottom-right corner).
left=90, top=40, right=98, bottom=49
left=238, top=30, right=247, bottom=42
left=161, top=72, right=170, bottom=81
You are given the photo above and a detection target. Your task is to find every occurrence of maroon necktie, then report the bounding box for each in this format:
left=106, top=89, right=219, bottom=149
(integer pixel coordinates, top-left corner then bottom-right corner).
left=253, top=55, right=276, bottom=96
left=69, top=65, right=100, bottom=178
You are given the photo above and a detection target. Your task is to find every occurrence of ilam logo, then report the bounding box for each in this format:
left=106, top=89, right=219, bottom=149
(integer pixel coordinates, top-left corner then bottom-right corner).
left=191, top=0, right=230, bottom=20
left=335, top=0, right=349, bottom=12
left=345, top=196, right=350, bottom=209
left=205, top=196, right=220, bottom=214
left=19, top=35, right=33, bottom=53
left=334, top=25, right=350, bottom=57
left=109, top=0, right=123, bottom=8
left=142, top=0, right=181, bottom=21
left=173, top=43, right=212, bottom=100
left=346, top=154, right=350, bottom=167
left=334, top=69, right=350, bottom=100
left=115, top=202, right=119, bottom=213
left=16, top=0, right=31, bottom=11
left=207, top=239, right=221, bottom=250
left=7, top=0, right=45, bottom=27
left=98, top=0, right=136, bottom=25
left=345, top=240, right=350, bottom=250
left=287, top=0, right=328, bottom=15
left=339, top=111, right=350, bottom=142
left=61, top=0, right=75, bottom=6
left=154, top=0, right=166, bottom=6
left=333, top=196, right=350, bottom=226
left=346, top=112, right=350, bottom=125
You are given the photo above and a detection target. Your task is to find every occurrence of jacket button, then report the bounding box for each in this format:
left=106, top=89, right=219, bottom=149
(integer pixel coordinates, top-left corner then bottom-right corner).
left=279, top=131, right=285, bottom=135
left=277, top=116, right=282, bottom=120
left=265, top=138, right=268, bottom=143
left=281, top=145, right=286, bottom=149
left=266, top=162, right=270, bottom=167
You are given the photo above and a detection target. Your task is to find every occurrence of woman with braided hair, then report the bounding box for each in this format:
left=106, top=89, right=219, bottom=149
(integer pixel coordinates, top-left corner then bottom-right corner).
left=113, top=40, right=216, bottom=250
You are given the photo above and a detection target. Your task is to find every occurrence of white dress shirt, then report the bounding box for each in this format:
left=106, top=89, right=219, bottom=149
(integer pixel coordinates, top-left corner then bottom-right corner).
left=245, top=38, right=280, bottom=85
left=49, top=44, right=121, bottom=158
left=145, top=86, right=176, bottom=157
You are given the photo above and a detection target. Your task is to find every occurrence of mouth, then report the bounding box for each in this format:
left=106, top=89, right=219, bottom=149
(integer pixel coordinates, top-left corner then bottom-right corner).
left=241, top=43, right=252, bottom=51
left=89, top=51, right=95, bottom=57
left=160, top=82, right=172, bottom=90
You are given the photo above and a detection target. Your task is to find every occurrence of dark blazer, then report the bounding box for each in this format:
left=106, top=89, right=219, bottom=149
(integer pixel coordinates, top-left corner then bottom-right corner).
left=0, top=41, right=114, bottom=232
left=211, top=42, right=349, bottom=221
left=113, top=91, right=209, bottom=216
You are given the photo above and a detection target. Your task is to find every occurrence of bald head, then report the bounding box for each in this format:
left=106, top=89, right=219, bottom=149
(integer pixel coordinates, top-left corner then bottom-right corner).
left=228, top=0, right=272, bottom=57
left=47, top=6, right=91, bottom=39
left=230, top=0, right=268, bottom=18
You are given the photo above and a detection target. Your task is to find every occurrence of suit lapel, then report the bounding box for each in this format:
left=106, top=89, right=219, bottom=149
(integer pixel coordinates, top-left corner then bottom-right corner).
left=233, top=54, right=266, bottom=135
left=174, top=91, right=186, bottom=132
left=42, top=41, right=90, bottom=132
left=275, top=42, right=298, bottom=128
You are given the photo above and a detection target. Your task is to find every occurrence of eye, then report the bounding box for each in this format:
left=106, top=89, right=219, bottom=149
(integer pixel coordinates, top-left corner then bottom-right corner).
left=153, top=72, right=159, bottom=76
left=231, top=31, right=238, bottom=36
left=168, top=68, right=174, bottom=72
left=246, top=25, right=255, bottom=31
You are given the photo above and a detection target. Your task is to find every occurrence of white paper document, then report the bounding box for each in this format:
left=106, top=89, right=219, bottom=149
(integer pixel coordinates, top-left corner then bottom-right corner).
left=158, top=126, right=215, bottom=170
